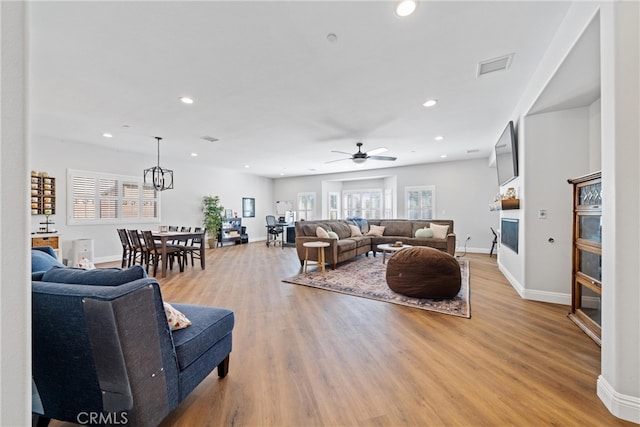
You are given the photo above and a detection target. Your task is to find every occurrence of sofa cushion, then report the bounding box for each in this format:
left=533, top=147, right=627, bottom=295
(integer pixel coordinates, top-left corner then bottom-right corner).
left=347, top=217, right=369, bottom=234
left=170, top=304, right=235, bottom=370
left=430, top=223, right=450, bottom=239
left=367, top=224, right=385, bottom=237
left=316, top=227, right=330, bottom=238
left=329, top=221, right=352, bottom=239
left=380, top=221, right=413, bottom=237
left=32, top=248, right=64, bottom=273
left=42, top=265, right=147, bottom=286
left=164, top=302, right=192, bottom=331
left=327, top=231, right=339, bottom=240
left=299, top=223, right=318, bottom=237
left=415, top=227, right=433, bottom=238
left=349, top=224, right=363, bottom=237
left=336, top=239, right=356, bottom=251
left=411, top=221, right=432, bottom=235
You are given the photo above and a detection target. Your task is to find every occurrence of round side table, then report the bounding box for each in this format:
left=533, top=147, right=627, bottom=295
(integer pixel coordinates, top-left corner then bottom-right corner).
left=377, top=243, right=413, bottom=264
left=303, top=241, right=330, bottom=273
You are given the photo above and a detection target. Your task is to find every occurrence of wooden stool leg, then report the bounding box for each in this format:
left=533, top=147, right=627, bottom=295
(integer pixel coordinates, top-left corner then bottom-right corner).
left=319, top=247, right=326, bottom=274
left=304, top=247, right=309, bottom=273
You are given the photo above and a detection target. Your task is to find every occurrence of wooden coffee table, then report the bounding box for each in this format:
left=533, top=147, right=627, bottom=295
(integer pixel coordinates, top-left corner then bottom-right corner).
left=377, top=243, right=413, bottom=264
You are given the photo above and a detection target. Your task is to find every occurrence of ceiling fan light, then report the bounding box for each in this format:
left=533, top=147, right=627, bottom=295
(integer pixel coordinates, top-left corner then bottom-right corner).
left=352, top=157, right=367, bottom=164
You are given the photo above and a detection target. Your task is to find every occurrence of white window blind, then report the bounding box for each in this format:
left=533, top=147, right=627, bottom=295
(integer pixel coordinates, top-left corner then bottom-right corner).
left=67, top=169, right=160, bottom=225
left=405, top=185, right=436, bottom=220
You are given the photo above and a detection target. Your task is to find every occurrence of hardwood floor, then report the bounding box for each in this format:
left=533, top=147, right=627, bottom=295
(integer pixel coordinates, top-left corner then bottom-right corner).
left=57, top=243, right=633, bottom=426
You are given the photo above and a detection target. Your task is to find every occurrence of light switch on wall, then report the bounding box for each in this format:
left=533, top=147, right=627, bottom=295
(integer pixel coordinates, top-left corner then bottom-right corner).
left=538, top=209, right=547, bottom=219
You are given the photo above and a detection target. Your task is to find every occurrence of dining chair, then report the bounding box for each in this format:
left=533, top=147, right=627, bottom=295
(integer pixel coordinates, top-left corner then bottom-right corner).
left=127, top=229, right=148, bottom=266
left=142, top=230, right=184, bottom=277
left=116, top=228, right=133, bottom=268
left=180, top=227, right=203, bottom=267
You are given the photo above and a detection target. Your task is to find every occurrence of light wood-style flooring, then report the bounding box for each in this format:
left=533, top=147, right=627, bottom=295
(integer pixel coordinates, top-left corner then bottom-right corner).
left=57, top=243, right=633, bottom=426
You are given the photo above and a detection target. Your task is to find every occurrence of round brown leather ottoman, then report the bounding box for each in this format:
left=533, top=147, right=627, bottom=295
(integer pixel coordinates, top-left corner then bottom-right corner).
left=386, top=247, right=461, bottom=298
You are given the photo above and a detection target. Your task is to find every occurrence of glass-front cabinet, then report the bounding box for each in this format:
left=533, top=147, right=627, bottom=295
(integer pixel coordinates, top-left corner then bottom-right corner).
left=568, top=171, right=602, bottom=345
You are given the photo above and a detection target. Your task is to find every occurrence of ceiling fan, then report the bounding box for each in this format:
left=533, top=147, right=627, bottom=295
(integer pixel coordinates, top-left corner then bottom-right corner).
left=326, top=142, right=397, bottom=164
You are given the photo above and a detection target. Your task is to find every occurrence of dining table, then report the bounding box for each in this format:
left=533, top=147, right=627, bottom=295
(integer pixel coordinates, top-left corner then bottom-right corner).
left=152, top=230, right=206, bottom=278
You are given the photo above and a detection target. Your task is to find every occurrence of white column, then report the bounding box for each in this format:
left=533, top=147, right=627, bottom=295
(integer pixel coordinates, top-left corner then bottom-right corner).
left=0, top=1, right=30, bottom=425
left=598, top=0, right=640, bottom=423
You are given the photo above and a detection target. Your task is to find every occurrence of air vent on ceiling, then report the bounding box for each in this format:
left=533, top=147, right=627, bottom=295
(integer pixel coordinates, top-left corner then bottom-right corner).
left=466, top=149, right=480, bottom=154
left=200, top=135, right=219, bottom=143
left=477, top=53, right=513, bottom=77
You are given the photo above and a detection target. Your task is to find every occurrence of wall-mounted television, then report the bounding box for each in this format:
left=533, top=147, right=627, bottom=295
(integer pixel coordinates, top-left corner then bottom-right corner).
left=495, top=121, right=518, bottom=186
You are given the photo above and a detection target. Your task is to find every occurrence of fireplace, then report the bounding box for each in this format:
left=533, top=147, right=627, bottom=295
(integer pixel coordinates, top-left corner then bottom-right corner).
left=501, top=218, right=519, bottom=253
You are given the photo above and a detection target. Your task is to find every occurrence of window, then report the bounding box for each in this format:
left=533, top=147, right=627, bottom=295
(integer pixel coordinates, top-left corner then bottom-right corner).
left=297, top=192, right=315, bottom=220
left=343, top=190, right=383, bottom=219
left=406, top=186, right=435, bottom=220
left=68, top=169, right=159, bottom=225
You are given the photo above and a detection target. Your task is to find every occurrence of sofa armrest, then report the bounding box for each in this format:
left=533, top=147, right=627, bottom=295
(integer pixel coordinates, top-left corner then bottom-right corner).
left=446, top=233, right=456, bottom=256
left=32, top=278, right=179, bottom=424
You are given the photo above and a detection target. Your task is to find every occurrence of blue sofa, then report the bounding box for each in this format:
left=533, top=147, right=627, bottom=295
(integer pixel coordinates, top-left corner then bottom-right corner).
left=31, top=247, right=235, bottom=427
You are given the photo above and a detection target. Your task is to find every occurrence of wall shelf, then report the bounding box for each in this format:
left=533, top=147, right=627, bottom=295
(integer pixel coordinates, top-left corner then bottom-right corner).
left=489, top=198, right=520, bottom=211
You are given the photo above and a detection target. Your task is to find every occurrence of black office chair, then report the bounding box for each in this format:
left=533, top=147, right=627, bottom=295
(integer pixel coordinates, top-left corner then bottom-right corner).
left=490, top=227, right=498, bottom=257
left=265, top=215, right=283, bottom=247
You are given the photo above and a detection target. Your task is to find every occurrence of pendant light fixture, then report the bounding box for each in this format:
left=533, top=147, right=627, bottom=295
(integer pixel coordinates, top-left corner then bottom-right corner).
left=144, top=136, right=174, bottom=191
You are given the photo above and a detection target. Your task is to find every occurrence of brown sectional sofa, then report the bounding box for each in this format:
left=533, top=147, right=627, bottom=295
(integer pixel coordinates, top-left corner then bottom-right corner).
left=295, top=219, right=455, bottom=269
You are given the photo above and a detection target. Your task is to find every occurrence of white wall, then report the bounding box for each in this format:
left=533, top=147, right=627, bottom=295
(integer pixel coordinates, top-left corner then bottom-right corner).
left=0, top=2, right=31, bottom=425
left=274, top=158, right=499, bottom=253
left=598, top=1, right=639, bottom=422
left=496, top=1, right=638, bottom=421
left=31, top=136, right=274, bottom=262
left=522, top=107, right=592, bottom=303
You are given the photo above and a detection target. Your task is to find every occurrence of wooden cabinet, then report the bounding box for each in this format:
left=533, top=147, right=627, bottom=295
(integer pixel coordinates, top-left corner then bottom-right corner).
left=218, top=218, right=242, bottom=246
left=568, top=171, right=602, bottom=345
left=31, top=173, right=56, bottom=215
left=32, top=234, right=61, bottom=259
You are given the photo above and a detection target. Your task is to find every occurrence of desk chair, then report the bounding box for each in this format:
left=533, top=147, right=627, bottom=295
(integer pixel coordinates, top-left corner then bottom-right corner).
left=490, top=227, right=498, bottom=257
left=266, top=215, right=283, bottom=247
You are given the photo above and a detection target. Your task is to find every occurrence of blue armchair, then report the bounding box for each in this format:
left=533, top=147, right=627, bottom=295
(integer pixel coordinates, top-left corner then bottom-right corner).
left=32, top=265, right=234, bottom=426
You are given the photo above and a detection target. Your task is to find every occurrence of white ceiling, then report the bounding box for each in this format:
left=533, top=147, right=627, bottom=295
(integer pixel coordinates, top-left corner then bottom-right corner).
left=28, top=1, right=573, bottom=179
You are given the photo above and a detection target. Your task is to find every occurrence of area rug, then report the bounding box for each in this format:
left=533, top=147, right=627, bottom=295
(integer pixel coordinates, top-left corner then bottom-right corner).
left=283, top=255, right=470, bottom=318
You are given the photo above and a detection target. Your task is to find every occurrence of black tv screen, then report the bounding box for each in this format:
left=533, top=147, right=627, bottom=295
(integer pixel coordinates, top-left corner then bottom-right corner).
left=495, top=121, right=518, bottom=186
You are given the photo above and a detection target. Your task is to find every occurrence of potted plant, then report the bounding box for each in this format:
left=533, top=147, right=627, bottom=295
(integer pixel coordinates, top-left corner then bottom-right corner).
left=202, top=195, right=224, bottom=248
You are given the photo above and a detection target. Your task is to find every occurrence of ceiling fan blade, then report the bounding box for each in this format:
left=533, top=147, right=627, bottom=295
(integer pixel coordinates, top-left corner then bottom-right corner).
left=367, top=147, right=388, bottom=156
left=325, top=157, right=352, bottom=164
left=368, top=155, right=397, bottom=161
left=330, top=150, right=354, bottom=156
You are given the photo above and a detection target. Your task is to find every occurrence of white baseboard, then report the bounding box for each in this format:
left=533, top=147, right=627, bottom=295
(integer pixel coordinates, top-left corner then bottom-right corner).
left=455, top=246, right=491, bottom=254
left=497, top=261, right=570, bottom=305
left=497, top=262, right=526, bottom=299
left=597, top=375, right=640, bottom=423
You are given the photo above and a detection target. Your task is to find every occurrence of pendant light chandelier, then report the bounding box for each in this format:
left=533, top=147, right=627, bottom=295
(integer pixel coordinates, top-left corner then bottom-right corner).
left=144, top=136, right=174, bottom=191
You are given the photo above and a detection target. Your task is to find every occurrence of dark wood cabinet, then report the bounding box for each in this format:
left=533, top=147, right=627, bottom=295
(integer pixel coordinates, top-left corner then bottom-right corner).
left=218, top=218, right=242, bottom=247
left=567, top=171, right=602, bottom=345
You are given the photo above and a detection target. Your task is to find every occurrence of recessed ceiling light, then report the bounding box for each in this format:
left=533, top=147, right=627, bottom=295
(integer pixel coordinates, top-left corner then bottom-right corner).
left=244, top=165, right=250, bottom=168
left=190, top=152, right=198, bottom=157
left=440, top=154, right=448, bottom=158
left=327, top=33, right=338, bottom=43
left=180, top=97, right=194, bottom=104
left=280, top=172, right=285, bottom=176
left=423, top=99, right=437, bottom=107
left=435, top=135, right=444, bottom=141
left=102, top=133, right=113, bottom=138
left=395, top=0, right=417, bottom=17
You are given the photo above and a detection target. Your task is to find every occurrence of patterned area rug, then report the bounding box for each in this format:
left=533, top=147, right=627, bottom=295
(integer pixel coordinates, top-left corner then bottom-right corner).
left=283, top=255, right=470, bottom=318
